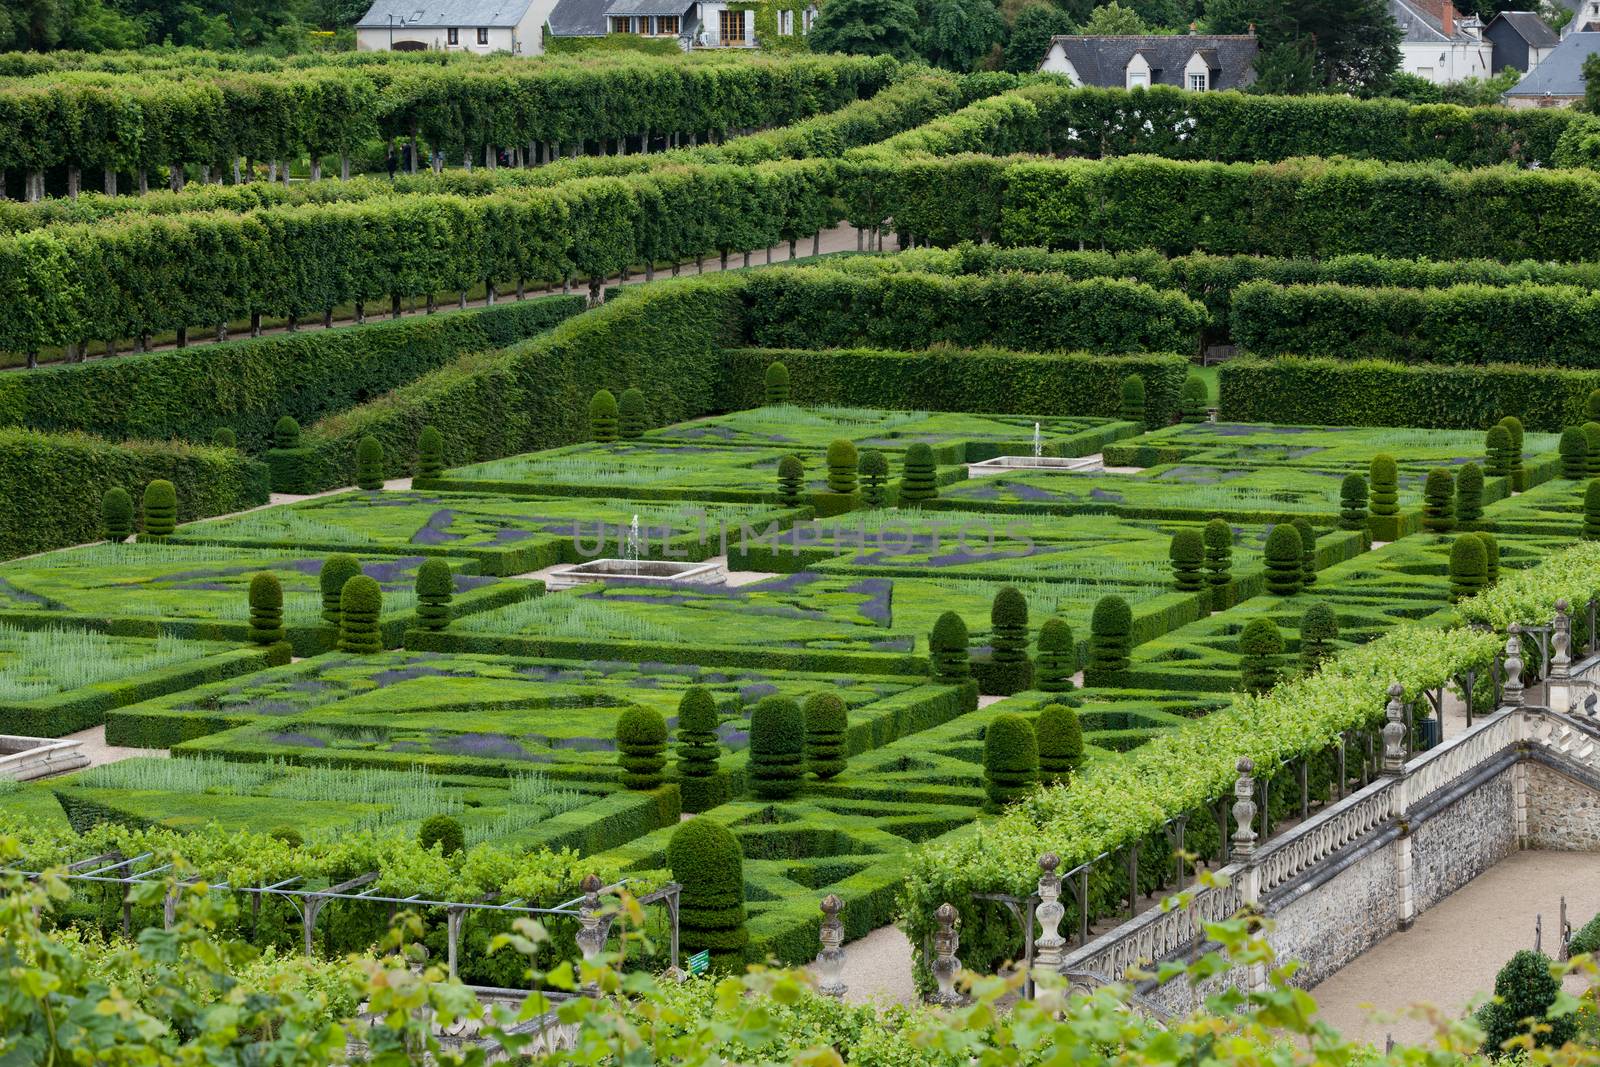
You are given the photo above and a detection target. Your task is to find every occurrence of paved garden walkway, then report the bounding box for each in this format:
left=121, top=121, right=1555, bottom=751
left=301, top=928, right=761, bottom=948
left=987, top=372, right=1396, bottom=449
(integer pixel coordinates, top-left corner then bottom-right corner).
left=62, top=725, right=167, bottom=768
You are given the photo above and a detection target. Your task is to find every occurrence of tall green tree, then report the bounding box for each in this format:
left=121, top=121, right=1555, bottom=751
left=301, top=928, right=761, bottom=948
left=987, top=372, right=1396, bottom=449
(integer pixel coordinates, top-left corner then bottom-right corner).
left=810, top=0, right=922, bottom=59
left=1205, top=0, right=1400, bottom=89
left=920, top=0, right=1006, bottom=70
left=1078, top=1, right=1149, bottom=33
left=1005, top=3, right=1075, bottom=72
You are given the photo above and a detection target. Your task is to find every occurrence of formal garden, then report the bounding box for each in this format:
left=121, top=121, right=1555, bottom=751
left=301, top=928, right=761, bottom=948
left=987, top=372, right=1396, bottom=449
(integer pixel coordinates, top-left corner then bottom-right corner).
left=8, top=48, right=1600, bottom=1064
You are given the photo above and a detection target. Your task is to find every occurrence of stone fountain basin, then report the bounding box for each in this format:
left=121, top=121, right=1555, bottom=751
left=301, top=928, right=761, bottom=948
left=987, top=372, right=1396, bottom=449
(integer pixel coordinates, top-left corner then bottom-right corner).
left=544, top=558, right=725, bottom=591
left=966, top=455, right=1103, bottom=477
left=0, top=734, right=89, bottom=781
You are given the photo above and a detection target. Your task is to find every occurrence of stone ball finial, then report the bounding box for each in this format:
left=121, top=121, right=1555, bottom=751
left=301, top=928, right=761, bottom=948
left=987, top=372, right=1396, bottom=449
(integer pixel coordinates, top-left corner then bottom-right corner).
left=581, top=873, right=602, bottom=893
left=1510, top=622, right=1521, bottom=635
left=821, top=893, right=842, bottom=916
left=936, top=902, right=957, bottom=924
left=1039, top=852, right=1060, bottom=874
left=1235, top=756, right=1254, bottom=775
left=1388, top=681, right=1403, bottom=699
left=1558, top=598, right=1571, bottom=613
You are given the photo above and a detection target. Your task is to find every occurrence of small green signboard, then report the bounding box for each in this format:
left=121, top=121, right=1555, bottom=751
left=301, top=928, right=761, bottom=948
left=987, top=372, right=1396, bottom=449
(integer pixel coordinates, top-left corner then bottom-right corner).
left=687, top=949, right=710, bottom=975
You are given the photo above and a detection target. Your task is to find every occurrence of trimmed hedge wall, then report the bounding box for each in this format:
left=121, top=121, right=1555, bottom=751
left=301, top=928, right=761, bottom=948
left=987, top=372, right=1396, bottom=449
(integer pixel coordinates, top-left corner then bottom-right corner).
left=1218, top=357, right=1600, bottom=432
left=0, top=296, right=584, bottom=449
left=1230, top=281, right=1600, bottom=367
left=0, top=428, right=268, bottom=560
left=719, top=347, right=1189, bottom=425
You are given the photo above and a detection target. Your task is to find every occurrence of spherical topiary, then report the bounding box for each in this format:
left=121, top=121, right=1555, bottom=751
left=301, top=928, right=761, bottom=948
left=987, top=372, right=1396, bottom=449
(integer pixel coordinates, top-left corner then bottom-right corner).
left=1456, top=462, right=1484, bottom=523
left=1035, top=704, right=1082, bottom=785
left=1485, top=425, right=1514, bottom=478
left=1449, top=533, right=1488, bottom=603
left=803, top=691, right=848, bottom=780
left=247, top=572, right=285, bottom=645
left=1203, top=518, right=1233, bottom=609
left=930, top=610, right=970, bottom=684
left=675, top=686, right=721, bottom=779
left=1560, top=426, right=1588, bottom=479
left=1290, top=517, right=1317, bottom=588
left=1422, top=467, right=1455, bottom=533
left=1120, top=374, right=1146, bottom=425
left=356, top=435, right=385, bottom=491
left=1264, top=523, right=1303, bottom=596
left=1087, top=595, right=1132, bottom=681
left=1369, top=455, right=1399, bottom=518
left=1585, top=422, right=1600, bottom=478
left=102, top=487, right=133, bottom=543
left=1584, top=481, right=1600, bottom=541
left=1476, top=531, right=1500, bottom=585
left=589, top=389, right=620, bottom=443
left=268, top=825, right=303, bottom=849
left=616, top=705, right=669, bottom=789
left=667, top=818, right=747, bottom=969
left=982, top=713, right=1038, bottom=812
left=826, top=439, right=858, bottom=495
left=1169, top=528, right=1205, bottom=592
left=764, top=362, right=790, bottom=405
left=1035, top=617, right=1076, bottom=693
left=419, top=815, right=464, bottom=857
left=776, top=454, right=805, bottom=507
left=1339, top=474, right=1368, bottom=532
left=858, top=449, right=890, bottom=508
left=1476, top=950, right=1577, bottom=1056
left=320, top=554, right=361, bottom=630
left=1239, top=617, right=1284, bottom=696
left=338, top=574, right=383, bottom=654
left=1299, top=601, right=1338, bottom=671
left=273, top=415, right=301, bottom=450
left=618, top=388, right=647, bottom=439
left=899, top=443, right=939, bottom=503
left=748, top=695, right=805, bottom=799
left=211, top=427, right=237, bottom=449
left=414, top=558, right=453, bottom=631
left=1180, top=375, right=1208, bottom=423
left=141, top=479, right=177, bottom=539
left=987, top=586, right=1032, bottom=695
left=416, top=426, right=445, bottom=479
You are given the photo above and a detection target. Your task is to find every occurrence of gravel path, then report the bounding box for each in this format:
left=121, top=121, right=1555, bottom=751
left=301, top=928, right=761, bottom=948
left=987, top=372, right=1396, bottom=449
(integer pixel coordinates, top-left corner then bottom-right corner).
left=62, top=725, right=167, bottom=769
left=807, top=923, right=918, bottom=1006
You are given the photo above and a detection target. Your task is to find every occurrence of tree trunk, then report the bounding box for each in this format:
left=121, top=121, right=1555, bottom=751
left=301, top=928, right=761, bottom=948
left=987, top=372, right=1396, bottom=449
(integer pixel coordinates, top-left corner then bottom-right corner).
left=392, top=293, right=402, bottom=319
left=742, top=251, right=751, bottom=268
left=409, top=135, right=419, bottom=174
left=459, top=291, right=468, bottom=309
left=310, top=158, right=322, bottom=181
left=175, top=327, right=187, bottom=348
left=250, top=312, right=262, bottom=338
left=486, top=145, right=495, bottom=169
left=485, top=279, right=496, bottom=305
left=280, top=160, right=290, bottom=186
left=857, top=228, right=864, bottom=252
left=813, top=232, right=821, bottom=257
left=516, top=278, right=525, bottom=300
left=270, top=161, right=279, bottom=183
left=463, top=153, right=472, bottom=173
left=340, top=154, right=350, bottom=181
left=426, top=293, right=436, bottom=314
left=199, top=164, right=211, bottom=184
left=562, top=277, right=570, bottom=295
left=104, top=168, right=118, bottom=195
left=588, top=278, right=602, bottom=306
left=137, top=334, right=150, bottom=353
left=323, top=309, right=333, bottom=328
left=216, top=322, right=228, bottom=342
left=169, top=163, right=184, bottom=192
left=25, top=350, right=36, bottom=370
left=720, top=251, right=729, bottom=270
left=0, top=170, right=7, bottom=199
left=66, top=164, right=80, bottom=199
left=789, top=239, right=798, bottom=260
left=104, top=339, right=117, bottom=357
left=138, top=168, right=149, bottom=195
left=64, top=342, right=79, bottom=362
left=286, top=314, right=297, bottom=332
left=644, top=264, right=654, bottom=282
left=25, top=170, right=41, bottom=202
left=355, top=302, right=365, bottom=325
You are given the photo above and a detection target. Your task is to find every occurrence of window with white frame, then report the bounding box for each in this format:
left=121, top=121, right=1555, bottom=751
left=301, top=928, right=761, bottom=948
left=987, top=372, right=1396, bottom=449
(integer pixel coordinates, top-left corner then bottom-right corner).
left=447, top=26, right=459, bottom=43
left=1188, top=72, right=1206, bottom=90
left=779, top=8, right=792, bottom=33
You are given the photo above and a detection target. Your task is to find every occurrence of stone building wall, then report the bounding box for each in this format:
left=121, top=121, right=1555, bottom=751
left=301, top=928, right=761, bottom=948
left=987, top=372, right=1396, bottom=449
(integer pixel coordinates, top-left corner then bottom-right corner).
left=1524, top=761, right=1600, bottom=851
left=1410, top=763, right=1519, bottom=913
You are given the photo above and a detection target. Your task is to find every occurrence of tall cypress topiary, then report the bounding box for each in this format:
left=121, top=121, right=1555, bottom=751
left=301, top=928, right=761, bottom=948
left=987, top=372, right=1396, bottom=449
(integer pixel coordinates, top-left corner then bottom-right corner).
left=102, top=487, right=133, bottom=543
left=338, top=574, right=383, bottom=654
left=1456, top=462, right=1484, bottom=522
left=1203, top=518, right=1233, bottom=609
left=858, top=449, right=889, bottom=508
left=1585, top=422, right=1600, bottom=478
left=899, top=443, right=938, bottom=502
left=618, top=388, right=647, bottom=439
left=1585, top=481, right=1600, bottom=540
left=1239, top=617, right=1284, bottom=695
left=1369, top=456, right=1398, bottom=516
left=356, top=435, right=384, bottom=491
left=668, top=818, right=747, bottom=970
left=1120, top=374, right=1146, bottom=426
left=1499, top=415, right=1526, bottom=488
left=982, top=713, right=1038, bottom=812
left=1422, top=468, right=1455, bottom=533
left=930, top=611, right=970, bottom=683
left=1560, top=427, right=1588, bottom=479
left=1299, top=602, right=1338, bottom=671
left=1291, top=517, right=1317, bottom=588
left=616, top=706, right=668, bottom=789
left=274, top=416, right=301, bottom=449
left=416, top=426, right=445, bottom=478
left=676, top=687, right=720, bottom=778
left=776, top=454, right=805, bottom=507
left=1169, top=529, right=1205, bottom=592
left=826, top=439, right=858, bottom=494
left=1339, top=473, right=1368, bottom=532
left=988, top=586, right=1032, bottom=695
left=1087, top=595, right=1132, bottom=681
left=1035, top=617, right=1076, bottom=692
left=1264, top=523, right=1303, bottom=596
left=1485, top=425, right=1514, bottom=478
left=320, top=554, right=360, bottom=630
left=211, top=427, right=237, bottom=449
left=1180, top=375, right=1208, bottom=423
left=414, top=558, right=453, bottom=631
left=1476, top=950, right=1577, bottom=1055
left=749, top=696, right=805, bottom=799
left=1035, top=704, right=1082, bottom=785
left=1477, top=531, right=1500, bottom=585
left=1449, top=534, right=1488, bottom=603
left=803, top=692, right=848, bottom=780
left=590, top=389, right=619, bottom=442
left=247, top=572, right=284, bottom=645
left=141, top=480, right=177, bottom=539
left=764, top=362, right=790, bottom=405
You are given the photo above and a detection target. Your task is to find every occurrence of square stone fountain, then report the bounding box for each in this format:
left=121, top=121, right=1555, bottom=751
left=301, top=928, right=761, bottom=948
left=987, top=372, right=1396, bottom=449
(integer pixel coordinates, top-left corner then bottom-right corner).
left=0, top=734, right=89, bottom=781
left=544, top=514, right=725, bottom=591
left=965, top=422, right=1103, bottom=477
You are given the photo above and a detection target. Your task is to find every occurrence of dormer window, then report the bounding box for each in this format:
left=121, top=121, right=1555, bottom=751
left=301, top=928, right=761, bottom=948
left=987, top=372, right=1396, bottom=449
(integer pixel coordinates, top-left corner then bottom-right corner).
left=1126, top=52, right=1151, bottom=89
left=1183, top=51, right=1211, bottom=90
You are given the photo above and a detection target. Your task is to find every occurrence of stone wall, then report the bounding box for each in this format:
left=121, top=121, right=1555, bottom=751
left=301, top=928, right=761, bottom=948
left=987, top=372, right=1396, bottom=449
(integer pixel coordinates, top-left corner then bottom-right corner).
left=1410, top=762, right=1518, bottom=913
left=1524, top=760, right=1600, bottom=851
left=1266, top=837, right=1403, bottom=988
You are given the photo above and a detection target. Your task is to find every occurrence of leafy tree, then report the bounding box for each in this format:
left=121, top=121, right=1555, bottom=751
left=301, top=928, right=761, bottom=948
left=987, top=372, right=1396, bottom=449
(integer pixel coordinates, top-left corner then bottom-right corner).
left=1087, top=595, right=1132, bottom=680
left=1180, top=374, right=1208, bottom=422
left=749, top=696, right=806, bottom=799
left=676, top=687, right=725, bottom=812
left=764, top=362, right=790, bottom=404
left=1079, top=1, right=1149, bottom=33
left=1005, top=3, right=1075, bottom=72
left=1477, top=531, right=1500, bottom=585
left=810, top=0, right=922, bottom=59
left=338, top=574, right=382, bottom=654
left=1369, top=455, right=1399, bottom=518
left=1585, top=422, right=1600, bottom=478
left=1203, top=518, right=1233, bottom=607
left=417, top=426, right=445, bottom=479
left=619, top=388, right=648, bottom=439
left=1339, top=473, right=1368, bottom=532
left=356, top=435, right=384, bottom=491
left=826, top=439, right=859, bottom=494
left=1449, top=534, right=1487, bottom=603
left=211, top=428, right=237, bottom=449
left=1290, top=517, right=1317, bottom=588
left=418, top=815, right=464, bottom=857
left=1588, top=52, right=1600, bottom=113
left=1422, top=468, right=1455, bottom=533
left=1205, top=0, right=1399, bottom=90
left=1120, top=374, right=1147, bottom=425
left=590, top=390, right=620, bottom=443
left=1476, top=950, right=1577, bottom=1056
left=899, top=443, right=940, bottom=502
left=920, top=0, right=1006, bottom=70
left=988, top=585, right=1033, bottom=694
left=319, top=554, right=360, bottom=630
left=141, top=480, right=177, bottom=540
left=274, top=416, right=301, bottom=450
left=667, top=818, right=748, bottom=970
left=1585, top=481, right=1600, bottom=541
left=1560, top=427, right=1588, bottom=479
left=1250, top=38, right=1322, bottom=94
left=1456, top=462, right=1484, bottom=523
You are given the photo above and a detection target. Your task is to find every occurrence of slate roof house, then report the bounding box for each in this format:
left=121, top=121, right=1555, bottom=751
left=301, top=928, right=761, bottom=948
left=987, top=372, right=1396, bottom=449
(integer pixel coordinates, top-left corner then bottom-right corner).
left=548, top=0, right=814, bottom=48
left=1390, top=0, right=1493, bottom=83
left=1501, top=29, right=1600, bottom=106
left=355, top=0, right=553, bottom=53
left=1037, top=32, right=1258, bottom=90
left=1484, top=10, right=1560, bottom=73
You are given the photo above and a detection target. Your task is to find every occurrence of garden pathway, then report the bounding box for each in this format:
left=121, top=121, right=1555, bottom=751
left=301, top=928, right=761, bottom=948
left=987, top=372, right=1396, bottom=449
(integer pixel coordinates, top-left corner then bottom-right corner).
left=62, top=725, right=167, bottom=768
left=1309, top=849, right=1600, bottom=1048
left=809, top=923, right=918, bottom=1006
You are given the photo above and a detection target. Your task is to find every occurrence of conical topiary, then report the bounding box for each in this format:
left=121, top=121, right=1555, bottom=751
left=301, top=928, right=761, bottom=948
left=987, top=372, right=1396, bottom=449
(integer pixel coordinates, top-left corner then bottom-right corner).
left=1291, top=517, right=1317, bottom=588
left=1485, top=425, right=1514, bottom=478
left=141, top=480, right=177, bottom=539
left=274, top=416, right=301, bottom=450
left=930, top=610, right=970, bottom=684
left=1476, top=531, right=1500, bottom=585
left=1035, top=703, right=1082, bottom=785
left=982, top=713, right=1038, bottom=812
left=320, top=554, right=361, bottom=630
left=803, top=692, right=848, bottom=780
left=414, top=558, right=453, bottom=630
left=777, top=454, right=805, bottom=507
left=338, top=574, right=383, bottom=654
left=417, top=426, right=445, bottom=479
left=1239, top=617, right=1284, bottom=695
left=1086, top=595, right=1132, bottom=681
left=1339, top=474, right=1368, bottom=532
left=1035, top=617, right=1076, bottom=693
left=1299, top=601, right=1338, bottom=671
left=899, top=443, right=938, bottom=503
left=1456, top=462, right=1484, bottom=523
left=826, top=439, right=858, bottom=495
left=356, top=435, right=384, bottom=491
left=616, top=705, right=669, bottom=789
left=619, top=388, right=647, bottom=439
left=676, top=686, right=721, bottom=779
left=1203, top=518, right=1232, bottom=609
left=764, top=362, right=789, bottom=405
left=1120, top=374, right=1146, bottom=426
left=749, top=695, right=805, bottom=799
left=1264, top=523, right=1303, bottom=596
left=1560, top=426, right=1588, bottom=479
left=1169, top=528, right=1205, bottom=592
left=1180, top=375, right=1208, bottom=423
left=247, top=572, right=284, bottom=645
left=858, top=449, right=890, bottom=508
left=667, top=818, right=747, bottom=970
left=102, top=487, right=133, bottom=543
left=1499, top=415, right=1526, bottom=488
left=1449, top=533, right=1487, bottom=603
left=987, top=585, right=1032, bottom=695
left=590, top=389, right=619, bottom=442
left=1422, top=468, right=1455, bottom=533
left=1369, top=455, right=1399, bottom=518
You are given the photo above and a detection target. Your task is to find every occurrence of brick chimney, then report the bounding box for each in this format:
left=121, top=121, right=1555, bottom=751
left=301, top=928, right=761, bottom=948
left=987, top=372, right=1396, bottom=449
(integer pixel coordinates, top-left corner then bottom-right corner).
left=1441, top=0, right=1454, bottom=37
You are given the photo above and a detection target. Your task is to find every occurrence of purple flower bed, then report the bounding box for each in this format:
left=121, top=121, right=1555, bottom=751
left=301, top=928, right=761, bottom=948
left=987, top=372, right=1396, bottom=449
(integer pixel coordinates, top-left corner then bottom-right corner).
left=267, top=731, right=327, bottom=748
left=412, top=509, right=462, bottom=545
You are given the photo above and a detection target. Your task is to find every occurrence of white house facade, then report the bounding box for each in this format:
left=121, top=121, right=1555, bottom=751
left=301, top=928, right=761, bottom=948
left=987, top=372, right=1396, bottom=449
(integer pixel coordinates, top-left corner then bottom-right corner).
left=547, top=0, right=814, bottom=48
left=1390, top=0, right=1494, bottom=82
left=355, top=0, right=554, bottom=54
